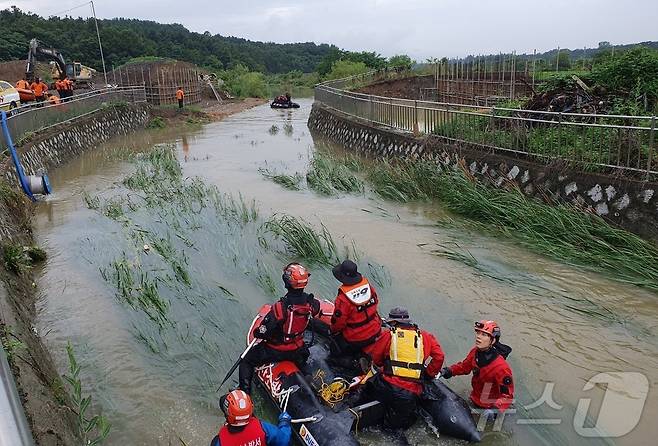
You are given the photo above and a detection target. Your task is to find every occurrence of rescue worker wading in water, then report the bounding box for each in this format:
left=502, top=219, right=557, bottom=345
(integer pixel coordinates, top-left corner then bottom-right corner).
left=238, top=263, right=320, bottom=394
left=329, top=260, right=382, bottom=370
left=210, top=389, right=292, bottom=446
left=441, top=320, right=514, bottom=419
left=367, top=307, right=445, bottom=429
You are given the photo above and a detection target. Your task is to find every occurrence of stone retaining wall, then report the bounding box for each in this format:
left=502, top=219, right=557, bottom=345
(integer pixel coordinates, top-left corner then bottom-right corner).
left=309, top=103, right=658, bottom=243
left=1, top=104, right=149, bottom=242
left=2, top=104, right=149, bottom=185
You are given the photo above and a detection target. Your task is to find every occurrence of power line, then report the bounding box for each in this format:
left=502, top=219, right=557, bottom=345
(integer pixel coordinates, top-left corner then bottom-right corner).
left=47, top=1, right=92, bottom=18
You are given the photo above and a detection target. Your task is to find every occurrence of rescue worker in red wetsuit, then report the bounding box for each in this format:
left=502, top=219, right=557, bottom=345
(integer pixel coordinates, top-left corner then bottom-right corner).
left=329, top=260, right=382, bottom=369
left=441, top=320, right=514, bottom=418
left=210, top=389, right=292, bottom=446
left=367, top=307, right=445, bottom=429
left=238, top=263, right=320, bottom=394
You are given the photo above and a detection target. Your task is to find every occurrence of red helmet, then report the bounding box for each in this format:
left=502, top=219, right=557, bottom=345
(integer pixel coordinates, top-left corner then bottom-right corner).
left=282, top=263, right=310, bottom=289
left=474, top=320, right=501, bottom=339
left=220, top=390, right=253, bottom=426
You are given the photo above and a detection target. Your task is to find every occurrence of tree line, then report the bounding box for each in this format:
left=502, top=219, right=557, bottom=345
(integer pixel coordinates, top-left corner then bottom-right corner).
left=0, top=7, right=335, bottom=74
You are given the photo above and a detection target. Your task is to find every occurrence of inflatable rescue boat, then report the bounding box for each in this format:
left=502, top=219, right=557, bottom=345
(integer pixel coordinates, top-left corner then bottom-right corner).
left=247, top=300, right=482, bottom=444
left=270, top=100, right=300, bottom=109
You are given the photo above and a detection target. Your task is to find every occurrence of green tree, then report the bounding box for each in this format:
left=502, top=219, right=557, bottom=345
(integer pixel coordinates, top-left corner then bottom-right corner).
left=592, top=47, right=658, bottom=110
left=326, top=60, right=369, bottom=80
left=388, top=54, right=414, bottom=70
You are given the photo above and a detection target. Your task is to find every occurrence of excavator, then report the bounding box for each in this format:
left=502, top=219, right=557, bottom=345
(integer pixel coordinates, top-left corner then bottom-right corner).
left=25, top=38, right=96, bottom=88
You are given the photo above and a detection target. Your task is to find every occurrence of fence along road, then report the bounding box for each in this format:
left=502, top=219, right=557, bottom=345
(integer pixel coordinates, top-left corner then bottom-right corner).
left=316, top=72, right=658, bottom=178
left=0, top=86, right=147, bottom=152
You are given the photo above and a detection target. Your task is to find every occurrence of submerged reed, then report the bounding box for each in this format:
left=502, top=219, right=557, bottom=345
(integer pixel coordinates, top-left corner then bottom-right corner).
left=306, top=151, right=364, bottom=196
left=365, top=158, right=658, bottom=290
left=259, top=168, right=303, bottom=190
left=264, top=214, right=339, bottom=265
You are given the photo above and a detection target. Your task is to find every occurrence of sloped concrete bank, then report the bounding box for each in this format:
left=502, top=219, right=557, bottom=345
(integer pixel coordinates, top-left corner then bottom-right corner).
left=0, top=103, right=149, bottom=445
left=309, top=102, right=658, bottom=243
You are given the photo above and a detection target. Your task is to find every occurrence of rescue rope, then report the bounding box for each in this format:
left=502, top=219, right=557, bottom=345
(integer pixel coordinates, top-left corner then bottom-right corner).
left=316, top=374, right=351, bottom=406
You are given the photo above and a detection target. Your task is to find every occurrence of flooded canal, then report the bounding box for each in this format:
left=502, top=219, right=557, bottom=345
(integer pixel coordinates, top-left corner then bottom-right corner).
left=33, top=98, right=657, bottom=445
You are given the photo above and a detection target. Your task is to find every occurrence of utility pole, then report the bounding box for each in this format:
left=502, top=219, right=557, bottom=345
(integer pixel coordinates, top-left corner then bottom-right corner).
left=90, top=1, right=108, bottom=86
left=555, top=46, right=560, bottom=73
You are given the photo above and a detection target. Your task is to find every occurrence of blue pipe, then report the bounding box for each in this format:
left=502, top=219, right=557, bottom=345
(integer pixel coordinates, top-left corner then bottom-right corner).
left=1, top=111, right=35, bottom=201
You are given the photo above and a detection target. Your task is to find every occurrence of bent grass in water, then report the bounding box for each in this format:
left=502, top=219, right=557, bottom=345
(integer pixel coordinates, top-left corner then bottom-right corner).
left=259, top=167, right=303, bottom=190
left=264, top=214, right=340, bottom=265
left=310, top=148, right=658, bottom=291
left=306, top=151, right=364, bottom=196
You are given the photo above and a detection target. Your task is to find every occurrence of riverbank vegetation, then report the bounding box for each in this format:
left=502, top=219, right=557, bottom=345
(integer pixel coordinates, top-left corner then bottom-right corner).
left=261, top=148, right=658, bottom=292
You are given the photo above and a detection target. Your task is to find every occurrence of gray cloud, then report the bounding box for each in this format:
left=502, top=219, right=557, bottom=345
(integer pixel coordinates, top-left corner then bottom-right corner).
left=3, top=0, right=657, bottom=60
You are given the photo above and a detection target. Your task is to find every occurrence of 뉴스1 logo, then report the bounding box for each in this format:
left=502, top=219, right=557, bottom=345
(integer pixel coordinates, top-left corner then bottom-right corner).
left=299, top=424, right=320, bottom=446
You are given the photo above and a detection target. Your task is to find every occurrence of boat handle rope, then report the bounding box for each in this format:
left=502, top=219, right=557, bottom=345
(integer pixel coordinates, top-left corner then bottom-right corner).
left=260, top=363, right=320, bottom=424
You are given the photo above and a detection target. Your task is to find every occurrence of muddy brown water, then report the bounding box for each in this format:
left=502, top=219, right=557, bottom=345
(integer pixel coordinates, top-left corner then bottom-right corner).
left=32, top=98, right=657, bottom=445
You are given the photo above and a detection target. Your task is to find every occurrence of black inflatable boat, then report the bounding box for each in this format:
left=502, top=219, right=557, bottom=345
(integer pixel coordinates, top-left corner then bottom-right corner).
left=246, top=300, right=481, bottom=444
left=270, top=100, right=300, bottom=109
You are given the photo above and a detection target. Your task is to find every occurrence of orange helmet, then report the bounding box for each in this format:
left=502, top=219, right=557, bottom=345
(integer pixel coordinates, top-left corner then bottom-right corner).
left=282, top=263, right=310, bottom=289
left=474, top=320, right=501, bottom=339
left=220, top=390, right=253, bottom=426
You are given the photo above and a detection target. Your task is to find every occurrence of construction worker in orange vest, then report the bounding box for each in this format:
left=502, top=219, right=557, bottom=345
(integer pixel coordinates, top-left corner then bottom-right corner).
left=16, top=77, right=30, bottom=90
left=30, top=77, right=48, bottom=104
left=63, top=77, right=74, bottom=101
left=176, top=86, right=184, bottom=109
left=55, top=79, right=65, bottom=97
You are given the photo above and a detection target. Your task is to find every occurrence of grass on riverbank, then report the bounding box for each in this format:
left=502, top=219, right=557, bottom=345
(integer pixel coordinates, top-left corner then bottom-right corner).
left=316, top=151, right=658, bottom=291
left=433, top=114, right=652, bottom=171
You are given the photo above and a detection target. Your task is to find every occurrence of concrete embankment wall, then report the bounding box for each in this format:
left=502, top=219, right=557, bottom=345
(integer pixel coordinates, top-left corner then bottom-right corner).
left=0, top=103, right=149, bottom=445
left=1, top=104, right=150, bottom=191
left=309, top=102, right=658, bottom=243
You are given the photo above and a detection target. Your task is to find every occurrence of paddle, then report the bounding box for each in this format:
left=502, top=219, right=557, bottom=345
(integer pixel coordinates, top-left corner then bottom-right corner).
left=216, top=338, right=262, bottom=391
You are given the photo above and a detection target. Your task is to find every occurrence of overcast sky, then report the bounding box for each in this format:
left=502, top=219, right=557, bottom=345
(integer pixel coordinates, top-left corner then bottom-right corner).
left=2, top=0, right=657, bottom=59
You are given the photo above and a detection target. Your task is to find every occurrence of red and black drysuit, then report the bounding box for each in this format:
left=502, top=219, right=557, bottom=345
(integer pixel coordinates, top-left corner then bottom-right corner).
left=444, top=343, right=514, bottom=412
left=367, top=324, right=445, bottom=429
left=330, top=277, right=382, bottom=361
left=238, top=289, right=320, bottom=394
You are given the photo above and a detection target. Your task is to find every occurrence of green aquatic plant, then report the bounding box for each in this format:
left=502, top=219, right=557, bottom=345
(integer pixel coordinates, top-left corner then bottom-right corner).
left=435, top=171, right=658, bottom=290
left=209, top=189, right=259, bottom=225
left=152, top=236, right=191, bottom=287
left=306, top=151, right=364, bottom=196
left=63, top=342, right=112, bottom=445
left=268, top=124, right=279, bottom=135
left=366, top=159, right=431, bottom=202
left=103, top=198, right=126, bottom=221
left=264, top=214, right=339, bottom=265
left=82, top=192, right=101, bottom=210
left=259, top=168, right=303, bottom=190
left=103, top=256, right=170, bottom=323
left=315, top=148, right=658, bottom=291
